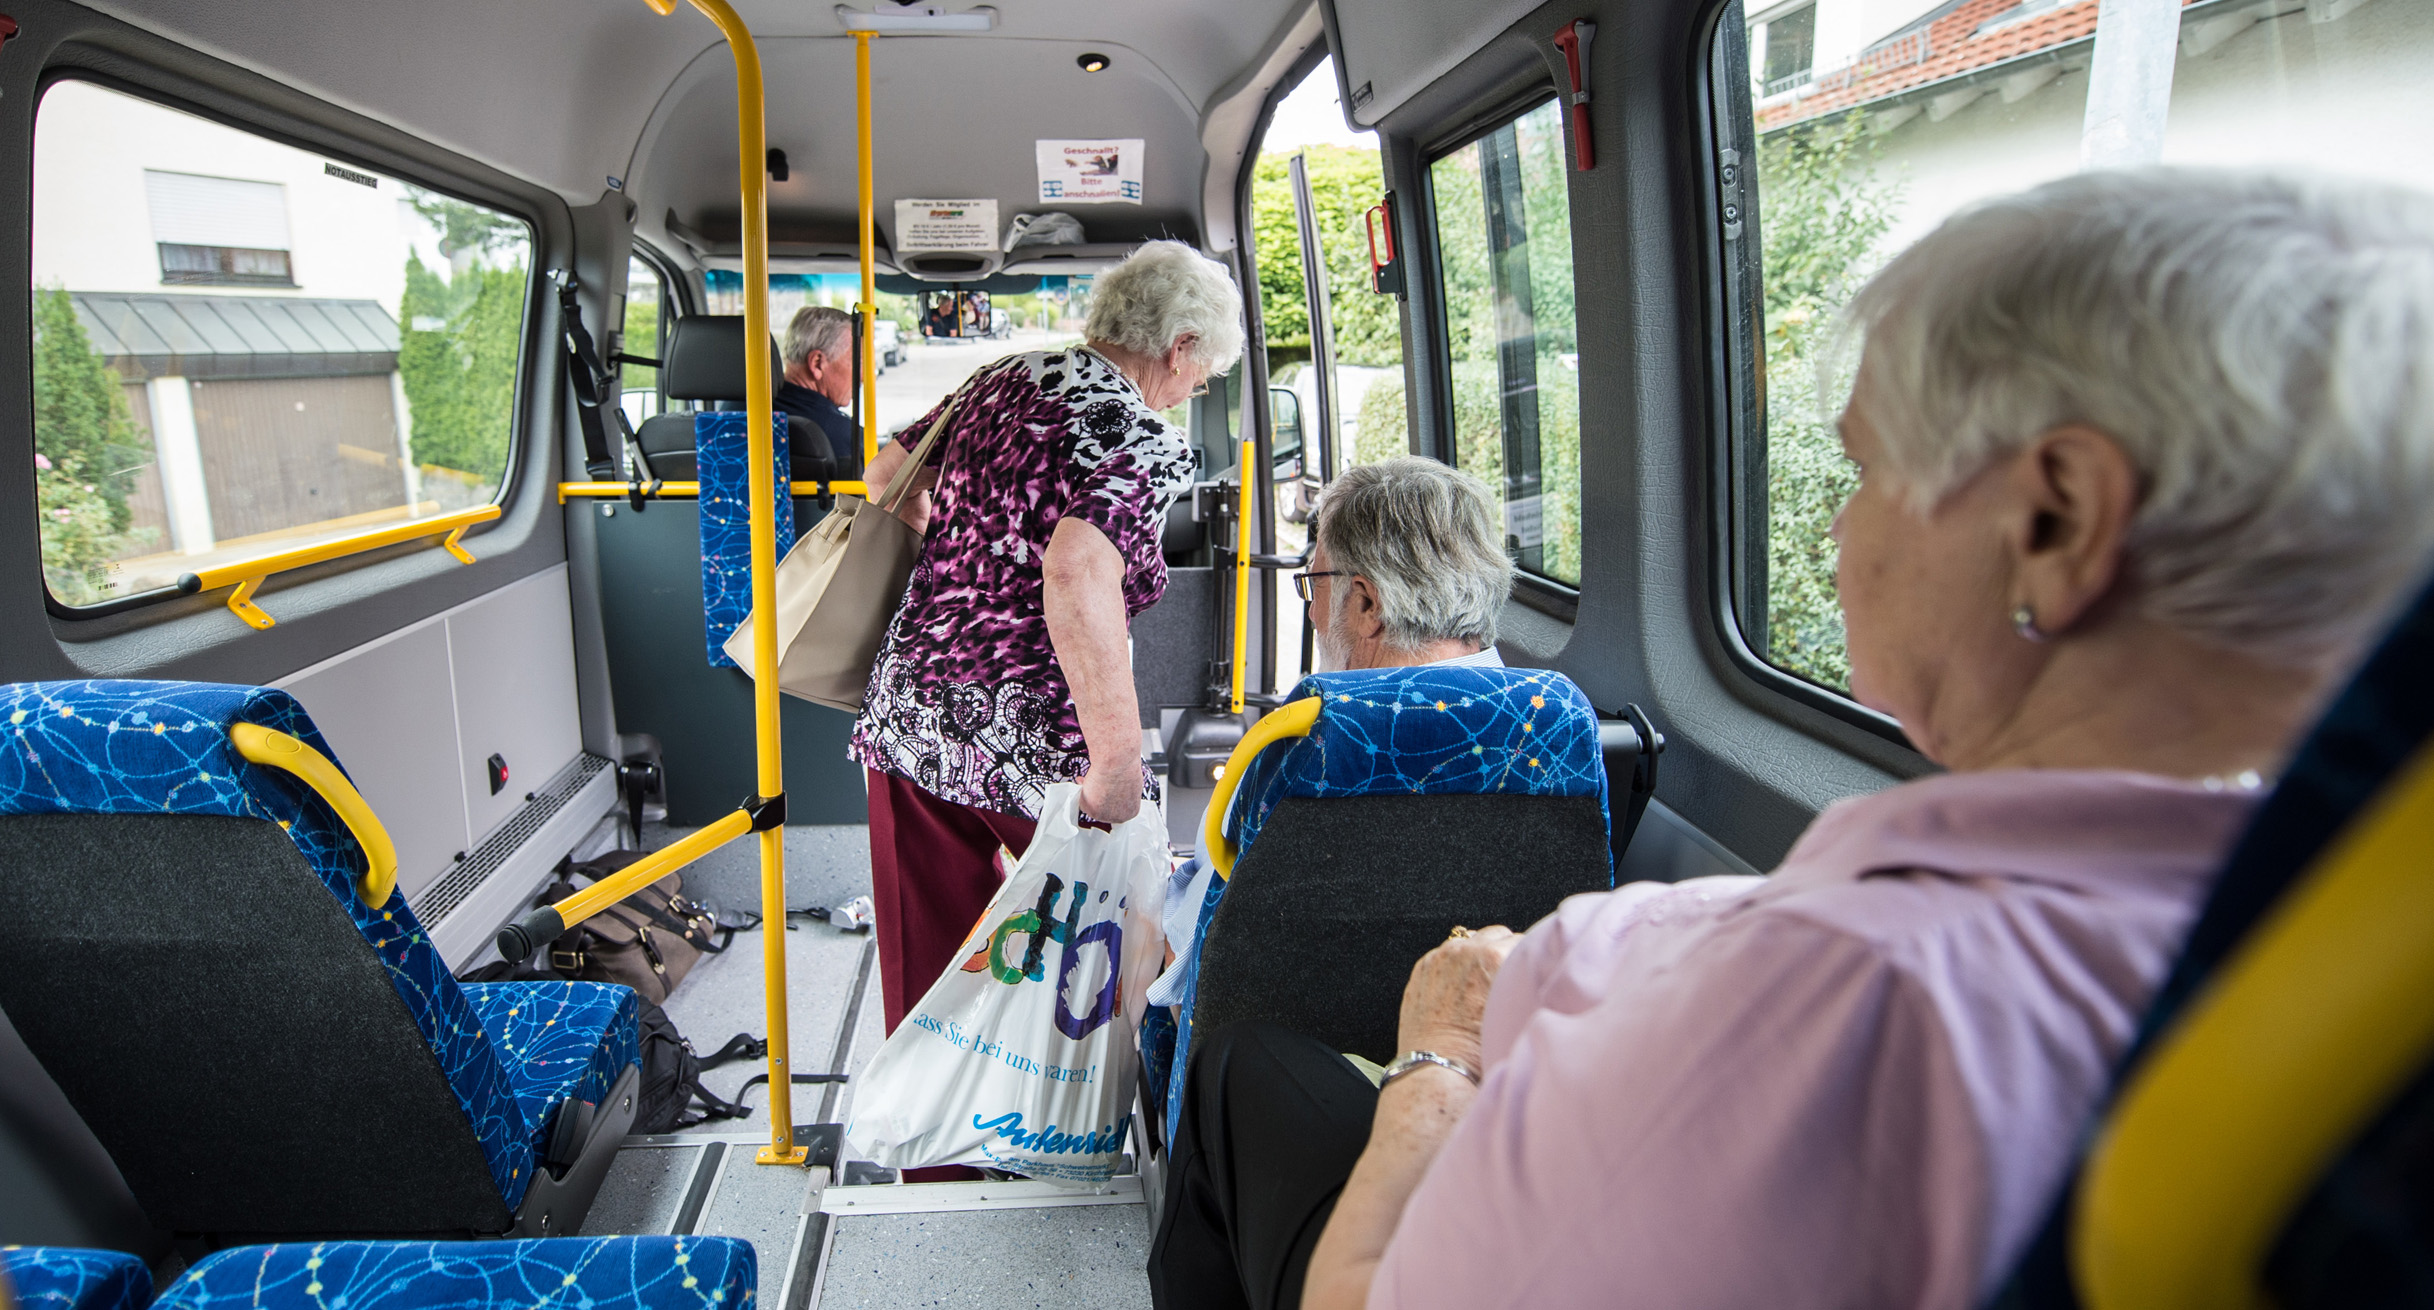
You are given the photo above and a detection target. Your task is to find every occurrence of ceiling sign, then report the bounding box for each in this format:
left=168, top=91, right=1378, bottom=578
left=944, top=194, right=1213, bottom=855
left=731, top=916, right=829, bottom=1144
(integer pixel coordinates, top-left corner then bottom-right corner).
left=1034, top=139, right=1143, bottom=205
left=893, top=198, right=1001, bottom=251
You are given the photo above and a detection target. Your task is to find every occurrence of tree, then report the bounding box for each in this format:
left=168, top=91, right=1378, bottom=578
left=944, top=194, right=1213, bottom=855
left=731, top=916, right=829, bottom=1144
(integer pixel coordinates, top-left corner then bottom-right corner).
left=409, top=188, right=525, bottom=266
left=1755, top=112, right=1902, bottom=688
left=399, top=250, right=526, bottom=486
left=31, top=286, right=151, bottom=602
left=1249, top=145, right=1404, bottom=370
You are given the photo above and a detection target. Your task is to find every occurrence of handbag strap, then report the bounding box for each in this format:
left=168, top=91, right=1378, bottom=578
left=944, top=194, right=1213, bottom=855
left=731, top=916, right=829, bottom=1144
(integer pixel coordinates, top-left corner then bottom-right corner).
left=876, top=390, right=965, bottom=513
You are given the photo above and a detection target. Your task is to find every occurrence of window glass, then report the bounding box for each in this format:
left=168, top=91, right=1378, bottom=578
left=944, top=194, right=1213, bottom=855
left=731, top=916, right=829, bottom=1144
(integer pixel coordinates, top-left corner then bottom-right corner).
left=1254, top=57, right=1408, bottom=687
left=31, top=80, right=531, bottom=608
left=1430, top=97, right=1581, bottom=584
left=1722, top=0, right=2434, bottom=692
left=703, top=271, right=1089, bottom=443
left=621, top=254, right=663, bottom=428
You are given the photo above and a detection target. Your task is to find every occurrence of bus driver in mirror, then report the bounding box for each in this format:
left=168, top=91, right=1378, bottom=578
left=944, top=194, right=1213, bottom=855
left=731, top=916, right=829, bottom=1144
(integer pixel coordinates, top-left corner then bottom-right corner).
left=1150, top=170, right=2434, bottom=1309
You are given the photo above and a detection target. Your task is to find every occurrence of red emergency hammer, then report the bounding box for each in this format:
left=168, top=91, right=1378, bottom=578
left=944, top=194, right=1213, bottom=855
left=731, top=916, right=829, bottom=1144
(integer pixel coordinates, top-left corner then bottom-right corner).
left=1554, top=19, right=1597, bottom=171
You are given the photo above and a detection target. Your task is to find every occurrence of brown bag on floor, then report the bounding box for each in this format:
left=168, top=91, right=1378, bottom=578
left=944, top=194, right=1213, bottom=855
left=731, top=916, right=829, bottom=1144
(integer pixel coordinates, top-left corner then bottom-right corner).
left=535, top=850, right=734, bottom=1005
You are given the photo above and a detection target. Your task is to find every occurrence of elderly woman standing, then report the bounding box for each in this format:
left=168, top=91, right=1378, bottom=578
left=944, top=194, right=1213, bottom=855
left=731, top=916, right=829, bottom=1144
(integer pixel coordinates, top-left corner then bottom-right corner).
left=1149, top=171, right=2434, bottom=1309
left=851, top=240, right=1243, bottom=1039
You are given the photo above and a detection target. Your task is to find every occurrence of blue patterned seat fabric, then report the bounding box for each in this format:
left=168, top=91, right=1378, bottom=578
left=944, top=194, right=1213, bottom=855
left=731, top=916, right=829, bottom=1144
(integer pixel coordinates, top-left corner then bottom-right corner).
left=0, top=1246, right=152, bottom=1310
left=698, top=412, right=796, bottom=668
left=1154, top=663, right=1610, bottom=1141
left=0, top=680, right=639, bottom=1214
left=154, top=1237, right=755, bottom=1310
left=461, top=983, right=640, bottom=1138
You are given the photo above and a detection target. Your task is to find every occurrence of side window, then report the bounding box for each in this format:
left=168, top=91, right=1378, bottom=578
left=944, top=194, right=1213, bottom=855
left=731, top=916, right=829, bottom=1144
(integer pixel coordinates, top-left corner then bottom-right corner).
left=621, top=253, right=665, bottom=427
left=1714, top=0, right=2434, bottom=695
left=31, top=79, right=533, bottom=609
left=1428, top=97, right=1581, bottom=585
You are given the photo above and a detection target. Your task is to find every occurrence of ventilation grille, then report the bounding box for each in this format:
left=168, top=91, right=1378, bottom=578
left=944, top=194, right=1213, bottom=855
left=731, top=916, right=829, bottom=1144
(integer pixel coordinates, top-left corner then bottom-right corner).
left=413, top=752, right=611, bottom=926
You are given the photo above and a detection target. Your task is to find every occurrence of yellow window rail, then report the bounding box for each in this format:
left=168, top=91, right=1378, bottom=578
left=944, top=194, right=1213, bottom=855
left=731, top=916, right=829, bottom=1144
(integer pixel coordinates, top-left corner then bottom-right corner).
left=556, top=480, right=869, bottom=503
left=229, top=722, right=401, bottom=908
left=182, top=504, right=502, bottom=631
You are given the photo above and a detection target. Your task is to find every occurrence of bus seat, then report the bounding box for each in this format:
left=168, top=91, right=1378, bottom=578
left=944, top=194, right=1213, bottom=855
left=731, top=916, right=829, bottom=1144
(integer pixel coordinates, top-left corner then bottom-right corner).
left=0, top=1238, right=754, bottom=1310
left=0, top=681, right=640, bottom=1241
left=1989, top=567, right=2434, bottom=1310
left=1181, top=665, right=1612, bottom=1089
left=0, top=1246, right=149, bottom=1310
left=150, top=1236, right=754, bottom=1310
left=634, top=315, right=854, bottom=484
left=696, top=410, right=795, bottom=670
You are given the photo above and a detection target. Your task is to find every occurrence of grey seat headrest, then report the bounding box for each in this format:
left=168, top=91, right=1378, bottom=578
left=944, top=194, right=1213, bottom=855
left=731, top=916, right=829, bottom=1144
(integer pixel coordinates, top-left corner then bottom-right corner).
left=661, top=316, right=785, bottom=402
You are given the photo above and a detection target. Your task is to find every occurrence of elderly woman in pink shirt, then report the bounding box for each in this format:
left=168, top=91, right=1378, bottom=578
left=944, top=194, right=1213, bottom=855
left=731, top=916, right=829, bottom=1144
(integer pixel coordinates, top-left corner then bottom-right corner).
left=1147, top=170, right=2434, bottom=1310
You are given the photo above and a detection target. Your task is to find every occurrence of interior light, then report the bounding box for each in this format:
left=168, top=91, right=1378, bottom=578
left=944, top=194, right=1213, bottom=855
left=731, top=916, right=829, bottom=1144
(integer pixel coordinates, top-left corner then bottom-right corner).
left=1077, top=52, right=1111, bottom=73
left=835, top=4, right=996, bottom=32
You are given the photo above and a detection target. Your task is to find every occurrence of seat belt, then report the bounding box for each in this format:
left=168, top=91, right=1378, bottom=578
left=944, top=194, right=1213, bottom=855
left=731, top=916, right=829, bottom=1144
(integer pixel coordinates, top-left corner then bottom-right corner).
left=552, top=271, right=660, bottom=505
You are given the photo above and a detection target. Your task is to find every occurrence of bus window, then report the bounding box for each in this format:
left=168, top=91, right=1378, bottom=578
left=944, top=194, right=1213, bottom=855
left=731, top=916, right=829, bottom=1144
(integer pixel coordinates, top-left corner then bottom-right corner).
left=620, top=253, right=665, bottom=429
left=1720, top=0, right=2434, bottom=694
left=1428, top=97, right=1582, bottom=584
left=29, top=79, right=532, bottom=611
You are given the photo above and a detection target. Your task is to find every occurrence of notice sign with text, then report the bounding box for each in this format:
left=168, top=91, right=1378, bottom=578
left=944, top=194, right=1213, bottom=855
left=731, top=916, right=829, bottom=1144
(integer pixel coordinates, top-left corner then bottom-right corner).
left=1035, top=139, right=1143, bottom=205
left=894, top=198, right=1000, bottom=252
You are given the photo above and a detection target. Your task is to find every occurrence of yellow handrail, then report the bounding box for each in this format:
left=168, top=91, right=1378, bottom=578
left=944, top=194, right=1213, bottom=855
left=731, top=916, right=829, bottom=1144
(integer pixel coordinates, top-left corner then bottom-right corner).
left=1200, top=695, right=1321, bottom=877
left=185, top=504, right=501, bottom=630
left=557, top=480, right=870, bottom=503
left=856, top=31, right=879, bottom=470
left=642, top=0, right=804, bottom=1168
left=1230, top=435, right=1253, bottom=714
left=550, top=810, right=755, bottom=934
left=229, top=722, right=400, bottom=908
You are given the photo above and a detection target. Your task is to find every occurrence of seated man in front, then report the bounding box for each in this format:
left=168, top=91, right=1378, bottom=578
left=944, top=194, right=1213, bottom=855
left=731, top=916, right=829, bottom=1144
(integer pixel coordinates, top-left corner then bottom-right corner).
left=775, top=304, right=859, bottom=463
left=1148, top=169, right=2434, bottom=1308
left=1143, top=456, right=1517, bottom=1125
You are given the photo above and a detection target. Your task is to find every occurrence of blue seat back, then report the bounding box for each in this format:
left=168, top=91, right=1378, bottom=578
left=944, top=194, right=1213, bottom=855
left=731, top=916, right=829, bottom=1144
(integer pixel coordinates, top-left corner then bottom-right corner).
left=0, top=1246, right=151, bottom=1310
left=697, top=412, right=795, bottom=669
left=0, top=681, right=537, bottom=1213
left=1227, top=663, right=1611, bottom=856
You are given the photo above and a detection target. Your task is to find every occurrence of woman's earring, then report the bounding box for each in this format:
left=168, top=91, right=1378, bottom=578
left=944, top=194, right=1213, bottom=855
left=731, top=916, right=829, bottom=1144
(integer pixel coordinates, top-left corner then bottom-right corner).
left=1170, top=365, right=1180, bottom=375
left=2012, top=605, right=2049, bottom=643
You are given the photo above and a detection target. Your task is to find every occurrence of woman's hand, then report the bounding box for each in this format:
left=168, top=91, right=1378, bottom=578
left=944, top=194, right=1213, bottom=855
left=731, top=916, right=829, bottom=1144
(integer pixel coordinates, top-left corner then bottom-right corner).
left=860, top=437, right=939, bottom=532
left=1396, top=926, right=1519, bottom=1071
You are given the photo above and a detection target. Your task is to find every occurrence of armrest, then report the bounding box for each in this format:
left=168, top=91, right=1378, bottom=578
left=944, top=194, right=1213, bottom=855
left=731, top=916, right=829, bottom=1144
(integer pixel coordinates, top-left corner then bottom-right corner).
left=228, top=722, right=400, bottom=908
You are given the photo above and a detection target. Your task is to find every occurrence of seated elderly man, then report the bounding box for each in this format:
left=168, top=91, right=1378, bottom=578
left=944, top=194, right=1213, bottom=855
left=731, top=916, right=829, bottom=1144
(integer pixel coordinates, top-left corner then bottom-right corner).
left=775, top=304, right=858, bottom=462
left=1142, top=456, right=1515, bottom=1118
left=1147, top=169, right=2434, bottom=1310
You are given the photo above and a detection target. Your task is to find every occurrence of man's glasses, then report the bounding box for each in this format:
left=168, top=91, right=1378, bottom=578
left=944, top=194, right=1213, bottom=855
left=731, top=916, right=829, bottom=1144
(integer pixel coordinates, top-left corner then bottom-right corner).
left=1292, top=571, right=1343, bottom=602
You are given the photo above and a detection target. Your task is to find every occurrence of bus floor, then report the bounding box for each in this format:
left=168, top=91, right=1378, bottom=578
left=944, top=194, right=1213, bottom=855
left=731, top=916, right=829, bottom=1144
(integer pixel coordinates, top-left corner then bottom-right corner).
left=576, top=818, right=1156, bottom=1310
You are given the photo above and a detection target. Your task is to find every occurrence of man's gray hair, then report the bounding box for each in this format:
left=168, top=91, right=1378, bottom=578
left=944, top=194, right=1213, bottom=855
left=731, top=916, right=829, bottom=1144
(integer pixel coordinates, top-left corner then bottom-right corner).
left=1843, top=168, right=2434, bottom=667
left=784, top=305, right=852, bottom=367
left=1315, top=457, right=1513, bottom=651
left=1084, top=240, right=1245, bottom=375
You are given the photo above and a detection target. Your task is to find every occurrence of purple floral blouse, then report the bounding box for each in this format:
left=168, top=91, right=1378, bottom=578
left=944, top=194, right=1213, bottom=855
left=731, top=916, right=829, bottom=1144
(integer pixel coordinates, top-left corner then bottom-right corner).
left=849, top=348, right=1195, bottom=818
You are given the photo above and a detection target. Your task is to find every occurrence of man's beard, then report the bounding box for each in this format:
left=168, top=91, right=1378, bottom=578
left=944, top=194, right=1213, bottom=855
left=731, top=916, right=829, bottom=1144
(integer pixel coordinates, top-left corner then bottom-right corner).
left=1312, top=591, right=1353, bottom=673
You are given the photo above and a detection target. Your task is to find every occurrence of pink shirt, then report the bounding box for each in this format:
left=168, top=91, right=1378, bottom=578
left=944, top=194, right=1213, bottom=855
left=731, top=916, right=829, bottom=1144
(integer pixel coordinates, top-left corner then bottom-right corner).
left=1371, top=770, right=2258, bottom=1310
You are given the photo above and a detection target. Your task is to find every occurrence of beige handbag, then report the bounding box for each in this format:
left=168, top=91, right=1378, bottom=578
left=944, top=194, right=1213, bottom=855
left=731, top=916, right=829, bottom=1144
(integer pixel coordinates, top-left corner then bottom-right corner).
left=723, top=393, right=962, bottom=712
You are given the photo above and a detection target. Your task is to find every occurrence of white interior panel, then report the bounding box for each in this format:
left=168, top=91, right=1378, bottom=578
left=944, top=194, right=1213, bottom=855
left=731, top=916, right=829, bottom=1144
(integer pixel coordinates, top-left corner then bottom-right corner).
left=1332, top=0, right=1544, bottom=127
left=276, top=619, right=471, bottom=900
left=446, top=566, right=584, bottom=846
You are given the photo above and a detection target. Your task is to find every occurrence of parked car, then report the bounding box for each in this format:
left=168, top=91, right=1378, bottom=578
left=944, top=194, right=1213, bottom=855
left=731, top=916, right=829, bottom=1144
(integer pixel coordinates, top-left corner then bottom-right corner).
left=874, top=319, right=904, bottom=368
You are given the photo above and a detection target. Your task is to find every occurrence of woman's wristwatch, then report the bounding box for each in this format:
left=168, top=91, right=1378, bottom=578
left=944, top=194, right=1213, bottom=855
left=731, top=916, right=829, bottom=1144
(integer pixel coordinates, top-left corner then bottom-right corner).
left=1380, top=1049, right=1482, bottom=1088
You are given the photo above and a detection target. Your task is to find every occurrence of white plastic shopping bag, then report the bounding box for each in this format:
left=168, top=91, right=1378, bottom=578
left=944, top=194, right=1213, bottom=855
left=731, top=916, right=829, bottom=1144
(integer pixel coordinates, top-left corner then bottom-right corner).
left=845, top=782, right=1167, bottom=1186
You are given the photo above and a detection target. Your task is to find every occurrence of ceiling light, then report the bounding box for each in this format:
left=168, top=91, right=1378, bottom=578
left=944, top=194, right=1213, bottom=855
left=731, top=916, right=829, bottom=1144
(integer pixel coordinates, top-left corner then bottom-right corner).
left=834, top=3, right=996, bottom=32
left=1077, top=52, right=1111, bottom=73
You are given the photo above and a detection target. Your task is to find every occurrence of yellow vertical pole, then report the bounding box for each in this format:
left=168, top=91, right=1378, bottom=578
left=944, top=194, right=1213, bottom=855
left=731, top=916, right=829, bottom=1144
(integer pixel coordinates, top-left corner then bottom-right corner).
left=856, top=32, right=878, bottom=468
left=645, top=0, right=804, bottom=1167
left=1231, top=435, right=1252, bottom=715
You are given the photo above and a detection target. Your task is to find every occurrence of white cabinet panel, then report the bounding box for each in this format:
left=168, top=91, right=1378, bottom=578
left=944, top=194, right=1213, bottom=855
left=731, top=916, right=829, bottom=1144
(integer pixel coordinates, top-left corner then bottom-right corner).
left=277, top=618, right=470, bottom=899
left=446, top=567, right=584, bottom=846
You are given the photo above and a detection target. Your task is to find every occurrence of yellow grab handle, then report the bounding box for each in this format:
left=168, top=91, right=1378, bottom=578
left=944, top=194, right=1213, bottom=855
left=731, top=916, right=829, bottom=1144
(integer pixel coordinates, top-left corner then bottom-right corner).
left=230, top=722, right=400, bottom=908
left=1201, top=696, right=1322, bottom=878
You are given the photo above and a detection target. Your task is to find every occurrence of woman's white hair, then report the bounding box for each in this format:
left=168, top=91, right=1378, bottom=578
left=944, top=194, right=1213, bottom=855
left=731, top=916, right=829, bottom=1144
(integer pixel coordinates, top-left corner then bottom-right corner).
left=1843, top=168, right=2434, bottom=667
left=1315, top=457, right=1513, bottom=651
left=1084, top=239, right=1245, bottom=375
